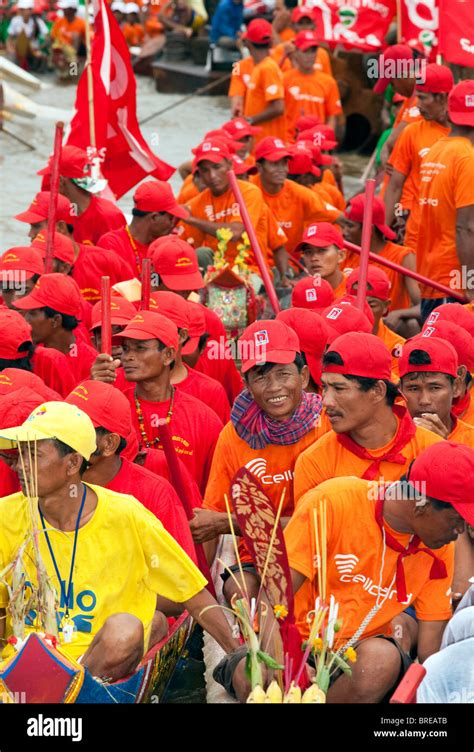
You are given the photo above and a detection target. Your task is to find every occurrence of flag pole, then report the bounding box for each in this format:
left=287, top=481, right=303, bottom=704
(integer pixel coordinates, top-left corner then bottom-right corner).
left=396, top=0, right=402, bottom=43
left=100, top=276, right=112, bottom=355
left=355, top=178, right=375, bottom=312
left=83, top=0, right=96, bottom=150
left=45, top=121, right=64, bottom=274
left=140, top=258, right=151, bottom=311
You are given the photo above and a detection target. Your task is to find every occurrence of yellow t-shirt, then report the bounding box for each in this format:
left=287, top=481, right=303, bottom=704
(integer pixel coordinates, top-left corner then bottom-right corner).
left=0, top=484, right=206, bottom=660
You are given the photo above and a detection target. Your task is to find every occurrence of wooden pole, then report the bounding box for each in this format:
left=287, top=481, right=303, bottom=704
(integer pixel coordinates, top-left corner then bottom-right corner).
left=100, top=276, right=112, bottom=355
left=227, top=170, right=280, bottom=315
left=45, top=121, right=64, bottom=274
left=355, top=179, right=375, bottom=311
left=396, top=0, right=402, bottom=44
left=140, top=258, right=151, bottom=311
left=84, top=0, right=96, bottom=150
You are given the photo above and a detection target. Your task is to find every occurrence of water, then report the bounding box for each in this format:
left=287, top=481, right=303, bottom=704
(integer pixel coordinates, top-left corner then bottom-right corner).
left=0, top=71, right=368, bottom=250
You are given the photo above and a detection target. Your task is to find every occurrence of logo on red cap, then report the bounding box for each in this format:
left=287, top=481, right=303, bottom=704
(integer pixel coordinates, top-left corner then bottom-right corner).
left=466, top=95, right=474, bottom=107
left=422, top=327, right=436, bottom=337
left=327, top=307, right=343, bottom=320
left=306, top=289, right=317, bottom=302
left=255, top=330, right=269, bottom=346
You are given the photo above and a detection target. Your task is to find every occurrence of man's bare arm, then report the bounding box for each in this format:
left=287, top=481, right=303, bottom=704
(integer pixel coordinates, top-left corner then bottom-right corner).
left=456, top=204, right=474, bottom=301
left=384, top=169, right=407, bottom=226
left=249, top=99, right=284, bottom=125
left=182, top=215, right=245, bottom=241
left=417, top=619, right=448, bottom=663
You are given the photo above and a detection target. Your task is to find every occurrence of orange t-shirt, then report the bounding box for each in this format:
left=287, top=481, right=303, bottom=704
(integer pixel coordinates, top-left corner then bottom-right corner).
left=251, top=175, right=340, bottom=255
left=449, top=417, right=474, bottom=448
left=122, top=22, right=145, bottom=47
left=179, top=179, right=272, bottom=273
left=322, top=169, right=337, bottom=187
left=271, top=43, right=332, bottom=76
left=393, top=93, right=421, bottom=128
left=294, top=417, right=442, bottom=502
left=457, top=392, right=474, bottom=427
left=388, top=119, right=450, bottom=248
left=243, top=56, right=286, bottom=142
left=228, top=56, right=255, bottom=99
left=178, top=173, right=200, bottom=204
left=283, top=69, right=342, bottom=140
left=285, top=476, right=454, bottom=642
left=343, top=240, right=415, bottom=312
left=332, top=272, right=349, bottom=299
left=376, top=320, right=405, bottom=380
left=417, top=137, right=474, bottom=298
left=51, top=16, right=85, bottom=45
left=204, top=420, right=321, bottom=562
left=312, top=181, right=345, bottom=212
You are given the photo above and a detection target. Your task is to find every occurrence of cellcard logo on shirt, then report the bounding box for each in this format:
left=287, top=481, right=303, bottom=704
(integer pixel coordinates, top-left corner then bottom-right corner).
left=245, top=458, right=293, bottom=485
left=333, top=554, right=412, bottom=604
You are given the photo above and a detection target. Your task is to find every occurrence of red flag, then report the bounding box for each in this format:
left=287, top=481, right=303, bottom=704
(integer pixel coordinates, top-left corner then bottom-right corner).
left=310, top=0, right=396, bottom=52
left=399, top=0, right=439, bottom=61
left=66, top=0, right=174, bottom=199
left=438, top=0, right=474, bottom=68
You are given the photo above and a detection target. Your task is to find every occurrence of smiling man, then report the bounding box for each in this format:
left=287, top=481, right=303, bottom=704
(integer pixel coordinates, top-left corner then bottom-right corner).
left=191, top=319, right=323, bottom=605
left=294, top=332, right=442, bottom=502
left=295, top=221, right=347, bottom=298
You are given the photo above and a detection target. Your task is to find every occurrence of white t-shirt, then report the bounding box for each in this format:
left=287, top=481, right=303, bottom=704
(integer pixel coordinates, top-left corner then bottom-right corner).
left=8, top=15, right=48, bottom=39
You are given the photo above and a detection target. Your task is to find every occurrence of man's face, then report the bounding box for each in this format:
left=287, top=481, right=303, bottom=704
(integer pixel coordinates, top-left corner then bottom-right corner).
left=258, top=158, right=289, bottom=191
left=416, top=91, right=446, bottom=122
left=1, top=276, right=37, bottom=309
left=153, top=278, right=192, bottom=298
left=64, top=8, right=77, bottom=22
left=401, top=372, right=457, bottom=427
left=236, top=135, right=254, bottom=158
left=302, top=243, right=344, bottom=279
left=13, top=439, right=80, bottom=498
left=246, top=362, right=309, bottom=421
left=197, top=159, right=231, bottom=196
left=393, top=76, right=416, bottom=98
left=349, top=282, right=388, bottom=329
left=294, top=46, right=317, bottom=73
left=149, top=212, right=177, bottom=240
left=121, top=338, right=174, bottom=382
left=294, top=17, right=315, bottom=32
left=24, top=308, right=55, bottom=343
left=340, top=217, right=362, bottom=246
left=412, top=501, right=466, bottom=549
left=91, top=324, right=125, bottom=360
left=28, top=220, right=47, bottom=241
left=321, top=373, right=378, bottom=433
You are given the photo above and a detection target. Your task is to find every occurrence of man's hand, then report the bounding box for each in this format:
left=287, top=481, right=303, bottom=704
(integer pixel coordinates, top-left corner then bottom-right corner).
left=90, top=353, right=121, bottom=383
left=189, top=508, right=227, bottom=543
left=413, top=413, right=449, bottom=439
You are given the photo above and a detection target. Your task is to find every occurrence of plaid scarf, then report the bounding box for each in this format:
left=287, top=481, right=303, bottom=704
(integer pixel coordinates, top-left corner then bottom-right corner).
left=231, top=389, right=323, bottom=449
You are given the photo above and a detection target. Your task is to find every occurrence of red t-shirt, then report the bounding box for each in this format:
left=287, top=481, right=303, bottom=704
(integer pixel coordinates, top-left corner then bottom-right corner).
left=67, top=340, right=98, bottom=385
left=73, top=244, right=134, bottom=303
left=106, top=457, right=196, bottom=562
left=31, top=345, right=77, bottom=397
left=71, top=196, right=126, bottom=246
left=142, top=447, right=203, bottom=511
left=0, top=460, right=20, bottom=497
left=123, top=386, right=223, bottom=493
left=176, top=366, right=230, bottom=425
left=97, top=225, right=149, bottom=279
left=194, top=305, right=243, bottom=404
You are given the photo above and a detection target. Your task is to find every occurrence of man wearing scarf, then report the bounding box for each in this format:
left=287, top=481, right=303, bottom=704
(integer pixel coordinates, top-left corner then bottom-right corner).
left=294, top=332, right=443, bottom=503
left=190, top=319, right=323, bottom=605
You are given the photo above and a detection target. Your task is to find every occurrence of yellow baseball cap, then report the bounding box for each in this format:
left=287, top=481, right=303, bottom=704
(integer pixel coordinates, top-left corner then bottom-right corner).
left=0, top=401, right=97, bottom=460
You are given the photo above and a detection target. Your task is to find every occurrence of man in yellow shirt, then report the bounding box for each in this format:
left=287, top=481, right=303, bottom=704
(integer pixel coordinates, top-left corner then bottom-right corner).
left=0, top=402, right=238, bottom=681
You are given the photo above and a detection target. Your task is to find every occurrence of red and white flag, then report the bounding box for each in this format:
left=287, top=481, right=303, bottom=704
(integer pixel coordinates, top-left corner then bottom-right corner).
left=399, top=0, right=439, bottom=61
left=438, top=0, right=474, bottom=68
left=67, top=0, right=174, bottom=199
left=308, top=0, right=396, bottom=52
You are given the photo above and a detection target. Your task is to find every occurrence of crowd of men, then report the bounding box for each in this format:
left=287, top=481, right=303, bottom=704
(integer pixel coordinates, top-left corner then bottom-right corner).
left=0, top=8, right=474, bottom=705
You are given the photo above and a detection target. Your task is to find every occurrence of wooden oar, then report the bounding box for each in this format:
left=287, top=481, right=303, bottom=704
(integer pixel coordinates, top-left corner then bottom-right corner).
left=100, top=276, right=112, bottom=356
left=44, top=121, right=64, bottom=274
left=139, top=72, right=232, bottom=126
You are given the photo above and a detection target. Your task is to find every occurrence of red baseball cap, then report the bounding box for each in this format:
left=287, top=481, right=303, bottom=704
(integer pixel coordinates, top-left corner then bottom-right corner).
left=291, top=276, right=335, bottom=311
left=295, top=222, right=344, bottom=254
left=421, top=320, right=474, bottom=371
left=409, top=442, right=474, bottom=525
left=149, top=236, right=204, bottom=291
left=291, top=6, right=315, bottom=23
left=116, top=310, right=179, bottom=350
left=399, top=336, right=458, bottom=379
left=90, top=295, right=137, bottom=331
left=184, top=300, right=206, bottom=354
left=298, top=125, right=338, bottom=150
left=239, top=319, right=300, bottom=373
left=13, top=273, right=83, bottom=319
left=336, top=294, right=375, bottom=327
left=346, top=265, right=391, bottom=302
left=192, top=139, right=232, bottom=166
left=323, top=302, right=373, bottom=343
left=204, top=130, right=242, bottom=153
left=133, top=181, right=189, bottom=219
left=293, top=140, right=333, bottom=166
left=448, top=80, right=474, bottom=127
left=232, top=154, right=258, bottom=176
left=294, top=30, right=319, bottom=51
left=296, top=115, right=321, bottom=133
left=37, top=145, right=92, bottom=179
left=65, top=381, right=132, bottom=440
left=425, top=303, right=474, bottom=338
left=222, top=117, right=262, bottom=140
left=14, top=192, right=73, bottom=225
left=415, top=63, right=454, bottom=94
left=345, top=194, right=397, bottom=241
left=324, top=331, right=392, bottom=380
left=0, top=309, right=32, bottom=360
left=277, top=307, right=329, bottom=385
left=373, top=44, right=415, bottom=94
left=149, top=291, right=202, bottom=355
left=287, top=151, right=321, bottom=177
left=255, top=137, right=292, bottom=162
left=242, top=18, right=273, bottom=44
left=0, top=247, right=44, bottom=280
left=0, top=387, right=47, bottom=430
left=0, top=368, right=61, bottom=401
left=31, top=229, right=75, bottom=265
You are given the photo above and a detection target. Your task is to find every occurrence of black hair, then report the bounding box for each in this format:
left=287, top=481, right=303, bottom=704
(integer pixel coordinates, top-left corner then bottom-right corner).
left=0, top=340, right=34, bottom=373
left=132, top=209, right=168, bottom=218
left=52, top=438, right=89, bottom=475
left=157, top=338, right=175, bottom=371
left=96, top=426, right=127, bottom=456
left=403, top=348, right=455, bottom=385
left=249, top=41, right=272, bottom=50
left=244, top=353, right=306, bottom=381
left=198, top=332, right=210, bottom=353
left=322, top=350, right=398, bottom=405
left=43, top=306, right=79, bottom=331
left=66, top=224, right=74, bottom=235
